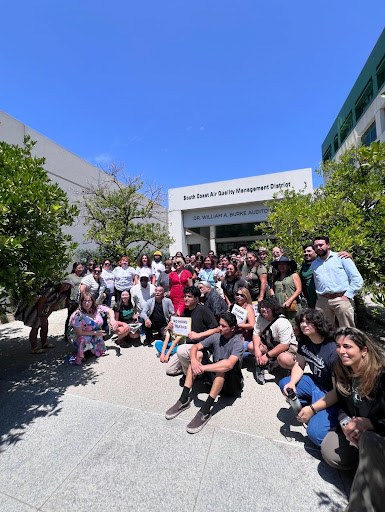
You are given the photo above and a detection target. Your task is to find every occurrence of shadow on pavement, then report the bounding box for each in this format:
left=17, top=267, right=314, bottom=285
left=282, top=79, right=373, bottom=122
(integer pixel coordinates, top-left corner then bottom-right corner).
left=0, top=331, right=111, bottom=449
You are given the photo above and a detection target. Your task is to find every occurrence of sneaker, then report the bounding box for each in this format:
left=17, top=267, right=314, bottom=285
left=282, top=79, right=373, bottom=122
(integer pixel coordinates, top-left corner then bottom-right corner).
left=256, top=366, right=265, bottom=385
left=186, top=411, right=211, bottom=434
left=165, top=398, right=191, bottom=420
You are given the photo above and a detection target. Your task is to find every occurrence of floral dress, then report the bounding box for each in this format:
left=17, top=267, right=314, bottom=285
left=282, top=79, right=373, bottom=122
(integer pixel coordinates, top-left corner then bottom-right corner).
left=70, top=305, right=109, bottom=363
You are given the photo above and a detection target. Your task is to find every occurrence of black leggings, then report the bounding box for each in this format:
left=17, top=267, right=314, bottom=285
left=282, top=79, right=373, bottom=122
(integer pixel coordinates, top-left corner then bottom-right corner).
left=65, top=300, right=79, bottom=341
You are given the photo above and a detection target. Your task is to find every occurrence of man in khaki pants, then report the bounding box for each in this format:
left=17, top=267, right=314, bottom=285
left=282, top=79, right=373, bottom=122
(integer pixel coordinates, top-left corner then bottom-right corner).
left=312, top=236, right=363, bottom=327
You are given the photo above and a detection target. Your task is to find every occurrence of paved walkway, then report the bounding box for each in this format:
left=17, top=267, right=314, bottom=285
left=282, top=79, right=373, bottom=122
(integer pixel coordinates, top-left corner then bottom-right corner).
left=0, top=310, right=350, bottom=511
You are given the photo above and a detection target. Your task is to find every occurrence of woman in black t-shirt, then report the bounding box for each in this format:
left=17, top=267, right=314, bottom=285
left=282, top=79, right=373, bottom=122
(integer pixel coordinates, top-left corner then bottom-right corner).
left=113, top=290, right=140, bottom=346
left=300, top=327, right=385, bottom=512
left=280, top=308, right=338, bottom=446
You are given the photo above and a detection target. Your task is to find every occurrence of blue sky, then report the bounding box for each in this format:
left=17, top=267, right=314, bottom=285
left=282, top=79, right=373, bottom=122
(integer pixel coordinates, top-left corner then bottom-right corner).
left=2, top=2, right=384, bottom=203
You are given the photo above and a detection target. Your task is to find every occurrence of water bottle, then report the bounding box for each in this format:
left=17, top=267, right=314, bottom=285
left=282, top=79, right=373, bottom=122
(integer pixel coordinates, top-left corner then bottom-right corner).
left=286, top=387, right=302, bottom=416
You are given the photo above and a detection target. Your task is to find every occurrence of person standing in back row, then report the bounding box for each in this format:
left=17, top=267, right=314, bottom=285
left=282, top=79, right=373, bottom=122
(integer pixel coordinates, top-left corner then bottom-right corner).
left=312, top=236, right=363, bottom=328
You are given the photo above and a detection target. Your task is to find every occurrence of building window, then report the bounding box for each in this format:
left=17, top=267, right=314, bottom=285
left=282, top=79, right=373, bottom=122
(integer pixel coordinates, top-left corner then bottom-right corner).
left=216, top=222, right=260, bottom=238
left=340, top=111, right=353, bottom=143
left=361, top=121, right=377, bottom=147
left=188, top=244, right=201, bottom=255
left=333, top=134, right=339, bottom=153
left=376, top=55, right=385, bottom=90
left=323, top=145, right=331, bottom=162
left=355, top=79, right=374, bottom=121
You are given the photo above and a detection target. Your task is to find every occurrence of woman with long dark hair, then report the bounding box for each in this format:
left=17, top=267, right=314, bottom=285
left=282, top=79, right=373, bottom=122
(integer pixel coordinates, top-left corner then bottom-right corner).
left=134, top=254, right=155, bottom=285
left=198, top=256, right=220, bottom=287
left=271, top=256, right=302, bottom=322
left=69, top=293, right=117, bottom=365
left=221, top=264, right=247, bottom=307
left=280, top=308, right=337, bottom=445
left=298, top=327, right=385, bottom=512
left=244, top=251, right=268, bottom=302
left=80, top=263, right=107, bottom=304
left=113, top=289, right=140, bottom=347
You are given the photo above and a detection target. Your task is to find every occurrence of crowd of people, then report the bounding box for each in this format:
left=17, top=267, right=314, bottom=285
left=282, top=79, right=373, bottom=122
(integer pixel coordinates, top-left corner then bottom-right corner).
left=15, top=238, right=384, bottom=511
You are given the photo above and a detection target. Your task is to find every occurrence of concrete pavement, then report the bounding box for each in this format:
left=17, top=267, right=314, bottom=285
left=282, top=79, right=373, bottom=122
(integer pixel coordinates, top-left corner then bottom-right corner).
left=0, top=310, right=349, bottom=511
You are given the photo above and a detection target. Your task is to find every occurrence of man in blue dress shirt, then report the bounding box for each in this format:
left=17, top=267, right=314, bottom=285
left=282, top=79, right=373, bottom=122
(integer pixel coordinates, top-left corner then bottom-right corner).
left=312, top=236, right=363, bottom=327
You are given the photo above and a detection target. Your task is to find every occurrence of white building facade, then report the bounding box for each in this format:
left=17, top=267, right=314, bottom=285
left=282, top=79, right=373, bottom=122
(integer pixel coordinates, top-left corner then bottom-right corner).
left=322, top=29, right=385, bottom=165
left=0, top=110, right=168, bottom=255
left=169, top=168, right=312, bottom=256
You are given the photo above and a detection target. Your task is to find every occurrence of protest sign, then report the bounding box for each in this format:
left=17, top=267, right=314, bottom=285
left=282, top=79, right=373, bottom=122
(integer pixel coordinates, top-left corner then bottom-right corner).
left=231, top=304, right=248, bottom=324
left=171, top=316, right=191, bottom=336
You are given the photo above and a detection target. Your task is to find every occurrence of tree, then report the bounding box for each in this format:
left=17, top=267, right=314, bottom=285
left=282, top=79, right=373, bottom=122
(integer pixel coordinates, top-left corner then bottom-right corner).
left=81, top=163, right=173, bottom=263
left=0, top=136, right=79, bottom=312
left=258, top=141, right=385, bottom=304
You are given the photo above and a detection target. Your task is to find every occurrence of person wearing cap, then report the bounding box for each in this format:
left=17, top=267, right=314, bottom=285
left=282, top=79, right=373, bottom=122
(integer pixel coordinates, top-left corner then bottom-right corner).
left=270, top=256, right=302, bottom=322
left=152, top=251, right=165, bottom=282
left=15, top=280, right=73, bottom=354
left=312, top=236, right=363, bottom=328
left=130, top=271, right=155, bottom=322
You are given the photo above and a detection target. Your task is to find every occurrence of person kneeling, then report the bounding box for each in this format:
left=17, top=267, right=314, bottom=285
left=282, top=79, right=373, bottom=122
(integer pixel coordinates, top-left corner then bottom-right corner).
left=247, top=297, right=297, bottom=385
left=165, top=312, right=244, bottom=434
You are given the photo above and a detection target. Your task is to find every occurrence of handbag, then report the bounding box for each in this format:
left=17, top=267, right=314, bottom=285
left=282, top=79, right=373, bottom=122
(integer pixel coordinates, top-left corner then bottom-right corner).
left=285, top=300, right=297, bottom=312
left=283, top=282, right=297, bottom=312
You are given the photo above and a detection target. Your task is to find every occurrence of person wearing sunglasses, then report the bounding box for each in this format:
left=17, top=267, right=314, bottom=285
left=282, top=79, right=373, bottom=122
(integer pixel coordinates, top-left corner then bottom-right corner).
left=79, top=264, right=107, bottom=304
left=101, top=260, right=115, bottom=307
left=233, top=288, right=255, bottom=346
left=168, top=258, right=193, bottom=316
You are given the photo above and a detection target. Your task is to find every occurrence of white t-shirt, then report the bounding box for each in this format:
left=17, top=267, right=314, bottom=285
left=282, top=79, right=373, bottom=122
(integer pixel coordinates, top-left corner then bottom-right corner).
left=113, top=266, right=136, bottom=291
left=130, top=283, right=155, bottom=314
left=152, top=260, right=165, bottom=279
left=135, top=266, right=153, bottom=279
left=253, top=315, right=297, bottom=346
left=101, top=269, right=115, bottom=293
left=80, top=274, right=106, bottom=298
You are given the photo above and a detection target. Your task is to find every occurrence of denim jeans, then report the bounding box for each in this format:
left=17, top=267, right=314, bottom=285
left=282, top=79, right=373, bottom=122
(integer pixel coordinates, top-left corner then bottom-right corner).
left=279, top=374, right=338, bottom=447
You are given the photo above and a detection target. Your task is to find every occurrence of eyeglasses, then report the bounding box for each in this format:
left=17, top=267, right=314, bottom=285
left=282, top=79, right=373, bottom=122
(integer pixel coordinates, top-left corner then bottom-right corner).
left=93, top=270, right=101, bottom=274
left=235, top=293, right=245, bottom=297
left=104, top=262, right=111, bottom=266
left=175, top=261, right=182, bottom=265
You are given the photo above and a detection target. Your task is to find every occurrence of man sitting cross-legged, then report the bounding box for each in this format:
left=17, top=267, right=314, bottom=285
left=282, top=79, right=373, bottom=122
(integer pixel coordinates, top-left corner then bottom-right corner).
left=165, top=312, right=244, bottom=434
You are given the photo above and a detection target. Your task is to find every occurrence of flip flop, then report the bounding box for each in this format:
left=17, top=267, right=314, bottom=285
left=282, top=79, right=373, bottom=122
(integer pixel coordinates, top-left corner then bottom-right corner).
left=30, top=348, right=45, bottom=354
left=65, top=355, right=81, bottom=365
left=41, top=343, right=54, bottom=349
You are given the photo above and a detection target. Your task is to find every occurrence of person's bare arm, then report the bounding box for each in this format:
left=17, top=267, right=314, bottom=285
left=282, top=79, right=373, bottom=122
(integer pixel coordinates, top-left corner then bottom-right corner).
left=238, top=305, right=255, bottom=330
left=202, top=355, right=239, bottom=373
left=188, top=326, right=220, bottom=341
left=258, top=273, right=268, bottom=302
left=283, top=273, right=302, bottom=308
left=282, top=354, right=306, bottom=395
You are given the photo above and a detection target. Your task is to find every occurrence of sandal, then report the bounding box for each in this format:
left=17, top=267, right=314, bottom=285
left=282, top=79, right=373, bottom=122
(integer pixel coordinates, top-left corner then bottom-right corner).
left=41, top=343, right=54, bottom=349
left=65, top=355, right=81, bottom=365
left=30, top=347, right=45, bottom=354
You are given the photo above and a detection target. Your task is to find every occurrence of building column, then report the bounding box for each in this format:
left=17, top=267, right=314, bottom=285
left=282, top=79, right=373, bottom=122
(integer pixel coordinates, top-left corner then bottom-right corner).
left=375, top=106, right=385, bottom=139
left=209, top=225, right=216, bottom=253
left=168, top=210, right=187, bottom=255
